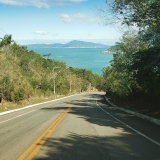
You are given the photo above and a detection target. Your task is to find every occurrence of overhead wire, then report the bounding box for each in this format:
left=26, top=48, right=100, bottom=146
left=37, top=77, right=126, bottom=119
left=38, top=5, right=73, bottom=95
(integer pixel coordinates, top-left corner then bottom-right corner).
left=0, top=27, right=17, bottom=44
left=0, top=27, right=7, bottom=34
left=0, top=32, right=4, bottom=36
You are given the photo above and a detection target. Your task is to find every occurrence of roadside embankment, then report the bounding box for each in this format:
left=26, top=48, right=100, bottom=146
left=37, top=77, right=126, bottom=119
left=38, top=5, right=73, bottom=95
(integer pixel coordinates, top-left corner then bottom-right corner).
left=104, top=96, right=160, bottom=126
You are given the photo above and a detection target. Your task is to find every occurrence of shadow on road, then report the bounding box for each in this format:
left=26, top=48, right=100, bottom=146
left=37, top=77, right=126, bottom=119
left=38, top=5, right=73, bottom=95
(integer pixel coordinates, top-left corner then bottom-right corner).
left=37, top=94, right=160, bottom=160
left=40, top=94, right=132, bottom=129
left=34, top=132, right=159, bottom=160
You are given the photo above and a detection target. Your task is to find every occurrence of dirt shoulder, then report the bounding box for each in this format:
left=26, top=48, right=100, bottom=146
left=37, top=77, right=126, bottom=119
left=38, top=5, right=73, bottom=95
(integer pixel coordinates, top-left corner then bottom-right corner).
left=0, top=95, right=65, bottom=113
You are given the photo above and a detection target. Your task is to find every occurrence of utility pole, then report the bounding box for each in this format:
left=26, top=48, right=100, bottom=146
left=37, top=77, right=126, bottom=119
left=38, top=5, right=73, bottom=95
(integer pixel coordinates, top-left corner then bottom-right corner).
left=69, top=72, right=72, bottom=95
left=66, top=66, right=72, bottom=95
left=53, top=67, right=60, bottom=99
left=78, top=78, right=81, bottom=93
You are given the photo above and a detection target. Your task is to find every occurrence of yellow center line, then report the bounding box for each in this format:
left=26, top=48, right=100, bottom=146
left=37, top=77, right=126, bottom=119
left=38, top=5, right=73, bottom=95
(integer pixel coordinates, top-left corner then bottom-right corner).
left=18, top=99, right=83, bottom=160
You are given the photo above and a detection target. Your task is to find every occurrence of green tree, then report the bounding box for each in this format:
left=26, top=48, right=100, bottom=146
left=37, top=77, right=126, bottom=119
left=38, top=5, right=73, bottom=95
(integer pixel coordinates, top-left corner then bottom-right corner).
left=100, top=0, right=160, bottom=46
left=43, top=53, right=52, bottom=59
left=0, top=34, right=13, bottom=47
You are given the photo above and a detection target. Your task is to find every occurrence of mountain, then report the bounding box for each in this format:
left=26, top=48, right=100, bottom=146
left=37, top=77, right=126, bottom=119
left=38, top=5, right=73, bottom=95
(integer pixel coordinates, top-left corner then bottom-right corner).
left=26, top=40, right=109, bottom=48
left=63, top=40, right=107, bottom=48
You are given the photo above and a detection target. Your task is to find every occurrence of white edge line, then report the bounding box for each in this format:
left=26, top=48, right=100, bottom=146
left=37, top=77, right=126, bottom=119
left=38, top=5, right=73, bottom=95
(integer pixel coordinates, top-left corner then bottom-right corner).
left=96, top=100, right=160, bottom=147
left=0, top=93, right=87, bottom=116
left=0, top=109, right=36, bottom=124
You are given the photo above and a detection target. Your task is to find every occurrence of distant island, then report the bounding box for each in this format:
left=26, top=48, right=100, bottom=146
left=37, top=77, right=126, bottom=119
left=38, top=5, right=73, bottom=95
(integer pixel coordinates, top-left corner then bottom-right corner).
left=26, top=40, right=110, bottom=49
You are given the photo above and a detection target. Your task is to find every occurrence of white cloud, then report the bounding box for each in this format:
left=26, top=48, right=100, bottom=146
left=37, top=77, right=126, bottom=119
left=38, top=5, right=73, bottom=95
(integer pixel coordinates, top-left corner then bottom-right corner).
left=34, top=31, right=49, bottom=35
left=73, top=13, right=88, bottom=19
left=0, top=0, right=87, bottom=8
left=60, top=14, right=72, bottom=23
left=0, top=0, right=21, bottom=6
left=59, top=13, right=98, bottom=23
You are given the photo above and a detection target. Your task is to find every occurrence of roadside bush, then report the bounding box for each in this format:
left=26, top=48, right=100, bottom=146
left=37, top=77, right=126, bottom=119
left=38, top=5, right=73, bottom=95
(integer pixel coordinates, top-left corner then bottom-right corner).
left=14, top=88, right=25, bottom=101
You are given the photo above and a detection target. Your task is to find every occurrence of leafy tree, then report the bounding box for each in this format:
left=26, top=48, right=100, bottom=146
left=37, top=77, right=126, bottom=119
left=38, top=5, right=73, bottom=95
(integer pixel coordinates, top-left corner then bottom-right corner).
left=43, top=53, right=52, bottom=59
left=102, top=0, right=159, bottom=26
left=14, top=88, right=25, bottom=101
left=0, top=34, right=13, bottom=47
left=130, top=47, right=160, bottom=97
left=100, top=0, right=160, bottom=45
left=0, top=76, right=14, bottom=101
left=0, top=34, right=105, bottom=103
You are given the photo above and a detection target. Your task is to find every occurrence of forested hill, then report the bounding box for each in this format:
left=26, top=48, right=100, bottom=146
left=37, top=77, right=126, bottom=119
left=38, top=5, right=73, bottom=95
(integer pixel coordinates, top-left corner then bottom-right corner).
left=26, top=40, right=109, bottom=48
left=0, top=35, right=105, bottom=105
left=102, top=0, right=160, bottom=119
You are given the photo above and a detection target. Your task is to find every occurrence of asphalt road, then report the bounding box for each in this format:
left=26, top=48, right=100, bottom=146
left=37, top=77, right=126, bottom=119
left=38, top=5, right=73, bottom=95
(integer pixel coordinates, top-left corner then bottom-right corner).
left=0, top=92, right=160, bottom=160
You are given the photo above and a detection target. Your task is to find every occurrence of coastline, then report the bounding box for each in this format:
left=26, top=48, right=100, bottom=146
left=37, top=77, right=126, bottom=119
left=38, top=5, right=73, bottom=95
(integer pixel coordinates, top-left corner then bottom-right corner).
left=101, top=50, right=115, bottom=54
left=28, top=47, right=113, bottom=75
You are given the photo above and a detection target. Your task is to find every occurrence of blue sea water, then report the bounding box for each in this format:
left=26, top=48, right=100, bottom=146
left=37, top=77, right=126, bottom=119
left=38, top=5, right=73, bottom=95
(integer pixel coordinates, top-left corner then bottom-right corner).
left=28, top=47, right=113, bottom=75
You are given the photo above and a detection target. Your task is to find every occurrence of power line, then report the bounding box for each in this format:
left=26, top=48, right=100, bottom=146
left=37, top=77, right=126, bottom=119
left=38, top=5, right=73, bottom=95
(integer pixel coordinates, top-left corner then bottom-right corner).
left=0, top=32, right=4, bottom=36
left=0, top=28, right=7, bottom=34
left=0, top=27, right=18, bottom=44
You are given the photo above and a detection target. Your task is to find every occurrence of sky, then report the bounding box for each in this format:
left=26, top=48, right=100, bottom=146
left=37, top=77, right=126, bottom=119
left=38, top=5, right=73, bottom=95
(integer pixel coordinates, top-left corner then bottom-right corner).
left=0, top=0, right=121, bottom=45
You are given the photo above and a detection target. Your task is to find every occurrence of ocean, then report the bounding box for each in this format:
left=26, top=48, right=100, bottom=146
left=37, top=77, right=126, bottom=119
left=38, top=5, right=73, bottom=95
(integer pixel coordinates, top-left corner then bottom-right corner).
left=28, top=47, right=113, bottom=75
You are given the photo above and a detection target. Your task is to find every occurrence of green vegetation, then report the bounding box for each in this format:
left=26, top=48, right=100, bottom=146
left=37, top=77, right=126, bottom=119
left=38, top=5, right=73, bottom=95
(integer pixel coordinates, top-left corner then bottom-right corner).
left=0, top=36, right=105, bottom=108
left=102, top=0, right=160, bottom=118
left=107, top=42, right=122, bottom=53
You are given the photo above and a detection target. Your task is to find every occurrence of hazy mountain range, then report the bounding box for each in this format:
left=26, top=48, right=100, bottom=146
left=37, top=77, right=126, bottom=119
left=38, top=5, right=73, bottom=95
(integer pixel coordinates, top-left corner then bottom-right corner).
left=26, top=40, right=109, bottom=48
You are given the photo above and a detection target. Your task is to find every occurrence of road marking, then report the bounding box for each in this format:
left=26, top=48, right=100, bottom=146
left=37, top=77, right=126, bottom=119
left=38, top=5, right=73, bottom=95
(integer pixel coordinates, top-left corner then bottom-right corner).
left=0, top=93, right=86, bottom=116
left=0, top=109, right=37, bottom=124
left=18, top=99, right=83, bottom=160
left=96, top=99, right=160, bottom=147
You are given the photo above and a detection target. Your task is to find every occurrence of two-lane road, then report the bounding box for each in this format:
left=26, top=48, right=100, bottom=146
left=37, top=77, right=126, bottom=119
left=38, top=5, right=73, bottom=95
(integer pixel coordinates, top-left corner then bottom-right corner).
left=0, top=92, right=160, bottom=160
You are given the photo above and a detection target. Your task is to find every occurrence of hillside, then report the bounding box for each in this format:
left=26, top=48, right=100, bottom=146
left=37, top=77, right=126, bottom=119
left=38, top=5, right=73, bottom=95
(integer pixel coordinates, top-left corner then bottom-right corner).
left=0, top=36, right=105, bottom=111
left=26, top=40, right=109, bottom=48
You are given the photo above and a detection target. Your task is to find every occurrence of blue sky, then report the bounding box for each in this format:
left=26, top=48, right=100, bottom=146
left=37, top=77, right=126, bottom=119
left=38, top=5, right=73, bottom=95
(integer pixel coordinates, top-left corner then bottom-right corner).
left=0, top=0, right=121, bottom=45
